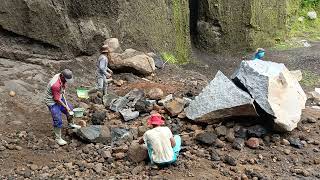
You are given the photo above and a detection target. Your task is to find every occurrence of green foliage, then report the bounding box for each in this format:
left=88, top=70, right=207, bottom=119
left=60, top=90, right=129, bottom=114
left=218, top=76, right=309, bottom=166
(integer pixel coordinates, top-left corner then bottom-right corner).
left=273, top=40, right=303, bottom=50
left=274, top=0, right=320, bottom=50
left=161, top=52, right=178, bottom=64
left=289, top=7, right=320, bottom=40
left=172, top=0, right=190, bottom=64
left=301, top=0, right=320, bottom=8
left=300, top=70, right=320, bottom=87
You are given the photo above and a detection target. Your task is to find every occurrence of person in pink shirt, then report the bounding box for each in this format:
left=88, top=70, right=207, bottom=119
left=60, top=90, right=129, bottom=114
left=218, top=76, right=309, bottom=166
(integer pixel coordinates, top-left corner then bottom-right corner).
left=44, top=69, right=80, bottom=145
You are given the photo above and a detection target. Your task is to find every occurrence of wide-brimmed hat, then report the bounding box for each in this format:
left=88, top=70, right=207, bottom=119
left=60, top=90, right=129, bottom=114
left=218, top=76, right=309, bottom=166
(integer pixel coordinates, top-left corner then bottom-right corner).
left=148, top=113, right=165, bottom=126
left=101, top=45, right=109, bottom=53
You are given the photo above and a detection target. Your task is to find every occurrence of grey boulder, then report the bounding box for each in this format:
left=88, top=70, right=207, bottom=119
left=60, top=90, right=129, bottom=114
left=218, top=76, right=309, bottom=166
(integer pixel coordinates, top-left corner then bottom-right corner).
left=111, top=128, right=133, bottom=146
left=185, top=71, right=256, bottom=124
left=76, top=125, right=111, bottom=144
left=103, top=93, right=119, bottom=108
left=119, top=109, right=140, bottom=121
left=232, top=60, right=307, bottom=131
left=110, top=89, right=144, bottom=112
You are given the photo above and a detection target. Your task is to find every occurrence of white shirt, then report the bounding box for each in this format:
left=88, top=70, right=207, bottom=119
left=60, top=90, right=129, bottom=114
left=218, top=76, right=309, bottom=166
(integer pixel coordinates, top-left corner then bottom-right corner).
left=143, top=126, right=174, bottom=163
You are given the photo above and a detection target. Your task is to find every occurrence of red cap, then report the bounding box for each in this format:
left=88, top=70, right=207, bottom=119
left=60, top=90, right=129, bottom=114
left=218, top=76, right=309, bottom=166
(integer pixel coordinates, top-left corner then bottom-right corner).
left=148, top=113, right=165, bottom=126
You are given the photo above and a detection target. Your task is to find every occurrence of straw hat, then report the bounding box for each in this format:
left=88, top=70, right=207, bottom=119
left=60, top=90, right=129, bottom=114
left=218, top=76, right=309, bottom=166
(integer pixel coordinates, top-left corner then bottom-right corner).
left=101, top=45, right=109, bottom=53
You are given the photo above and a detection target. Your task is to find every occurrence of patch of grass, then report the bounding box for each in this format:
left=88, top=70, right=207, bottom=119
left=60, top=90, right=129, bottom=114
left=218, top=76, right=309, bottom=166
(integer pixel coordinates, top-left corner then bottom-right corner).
left=161, top=52, right=178, bottom=64
left=300, top=70, right=320, bottom=86
left=272, top=40, right=304, bottom=50
left=273, top=1, right=320, bottom=50
left=289, top=6, right=320, bottom=40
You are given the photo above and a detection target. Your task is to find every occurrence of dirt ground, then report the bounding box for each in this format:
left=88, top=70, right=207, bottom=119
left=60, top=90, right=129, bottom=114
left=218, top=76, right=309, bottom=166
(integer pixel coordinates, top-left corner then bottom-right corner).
left=1, top=42, right=320, bottom=179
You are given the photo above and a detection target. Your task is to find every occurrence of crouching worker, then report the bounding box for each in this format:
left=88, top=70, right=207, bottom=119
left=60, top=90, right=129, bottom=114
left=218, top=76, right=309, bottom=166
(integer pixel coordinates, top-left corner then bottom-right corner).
left=44, top=69, right=81, bottom=146
left=139, top=113, right=182, bottom=166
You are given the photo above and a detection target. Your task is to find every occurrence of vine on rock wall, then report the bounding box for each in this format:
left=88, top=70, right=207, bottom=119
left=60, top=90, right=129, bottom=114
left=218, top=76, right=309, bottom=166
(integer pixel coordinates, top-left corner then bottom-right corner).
left=172, top=0, right=190, bottom=64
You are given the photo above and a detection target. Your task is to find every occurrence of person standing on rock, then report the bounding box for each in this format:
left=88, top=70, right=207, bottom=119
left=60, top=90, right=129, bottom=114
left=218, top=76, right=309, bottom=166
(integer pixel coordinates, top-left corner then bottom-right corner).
left=44, top=69, right=81, bottom=146
left=253, top=48, right=265, bottom=61
left=139, top=113, right=182, bottom=166
left=95, top=45, right=113, bottom=95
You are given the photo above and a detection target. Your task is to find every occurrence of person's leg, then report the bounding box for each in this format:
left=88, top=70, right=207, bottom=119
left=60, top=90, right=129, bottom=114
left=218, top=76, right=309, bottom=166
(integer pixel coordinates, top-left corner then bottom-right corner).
left=103, top=76, right=108, bottom=95
left=173, top=135, right=182, bottom=155
left=49, top=104, right=63, bottom=129
left=167, top=135, right=182, bottom=164
left=146, top=143, right=154, bottom=164
left=96, top=76, right=104, bottom=94
left=48, top=104, right=67, bottom=145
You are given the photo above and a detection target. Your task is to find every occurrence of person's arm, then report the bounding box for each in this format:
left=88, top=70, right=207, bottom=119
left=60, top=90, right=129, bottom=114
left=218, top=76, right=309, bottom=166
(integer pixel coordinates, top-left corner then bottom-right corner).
left=139, top=132, right=148, bottom=144
left=105, top=55, right=113, bottom=75
left=167, top=127, right=175, bottom=147
left=107, top=68, right=113, bottom=75
left=170, top=137, right=176, bottom=147
left=139, top=138, right=144, bottom=144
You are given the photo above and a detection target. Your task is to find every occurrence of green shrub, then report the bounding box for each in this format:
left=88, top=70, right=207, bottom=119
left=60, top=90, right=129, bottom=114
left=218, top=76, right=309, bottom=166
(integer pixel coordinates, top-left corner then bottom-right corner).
left=161, top=52, right=178, bottom=64
left=301, top=0, right=320, bottom=8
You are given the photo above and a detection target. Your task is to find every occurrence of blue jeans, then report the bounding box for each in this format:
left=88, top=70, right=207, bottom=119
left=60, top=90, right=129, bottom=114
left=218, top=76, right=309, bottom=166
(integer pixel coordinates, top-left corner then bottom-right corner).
left=47, top=98, right=73, bottom=128
left=147, top=135, right=182, bottom=165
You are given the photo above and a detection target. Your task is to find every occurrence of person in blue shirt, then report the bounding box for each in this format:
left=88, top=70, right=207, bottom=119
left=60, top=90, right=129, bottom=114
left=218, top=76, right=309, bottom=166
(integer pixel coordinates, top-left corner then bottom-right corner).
left=253, top=48, right=265, bottom=60
left=89, top=45, right=113, bottom=95
left=96, top=45, right=113, bottom=95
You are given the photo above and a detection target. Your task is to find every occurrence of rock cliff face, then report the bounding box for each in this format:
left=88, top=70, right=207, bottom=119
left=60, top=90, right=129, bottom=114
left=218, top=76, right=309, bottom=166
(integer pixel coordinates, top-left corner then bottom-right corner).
left=193, top=0, right=300, bottom=53
left=0, top=0, right=190, bottom=61
left=0, top=0, right=299, bottom=61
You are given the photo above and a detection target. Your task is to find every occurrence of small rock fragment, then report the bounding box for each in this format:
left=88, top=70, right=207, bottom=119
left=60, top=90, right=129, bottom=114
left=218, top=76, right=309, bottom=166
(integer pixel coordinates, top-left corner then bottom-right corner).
left=306, top=117, right=317, bottom=123
left=9, top=91, right=16, bottom=97
left=158, top=94, right=173, bottom=106
left=223, top=155, right=237, bottom=166
left=119, top=109, right=139, bottom=121
left=215, top=139, right=226, bottom=148
left=246, top=138, right=260, bottom=149
left=146, top=88, right=164, bottom=100
left=283, top=149, right=291, bottom=155
left=215, top=126, right=227, bottom=137
left=128, top=142, right=148, bottom=163
left=289, top=138, right=304, bottom=149
left=195, top=132, right=217, bottom=145
left=30, top=164, right=38, bottom=171
left=210, top=149, right=221, bottom=161
left=164, top=98, right=186, bottom=117
left=101, top=150, right=112, bottom=159
left=281, top=139, right=290, bottom=146
left=232, top=138, right=245, bottom=150
left=226, top=128, right=235, bottom=142
left=114, top=152, right=126, bottom=160
left=94, top=163, right=103, bottom=173
left=247, top=125, right=267, bottom=138
left=132, top=165, right=144, bottom=175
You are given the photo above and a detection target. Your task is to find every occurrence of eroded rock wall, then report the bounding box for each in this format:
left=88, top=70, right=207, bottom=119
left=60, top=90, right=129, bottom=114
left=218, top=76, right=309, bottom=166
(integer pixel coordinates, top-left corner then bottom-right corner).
left=195, top=0, right=299, bottom=53
left=0, top=0, right=190, bottom=61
